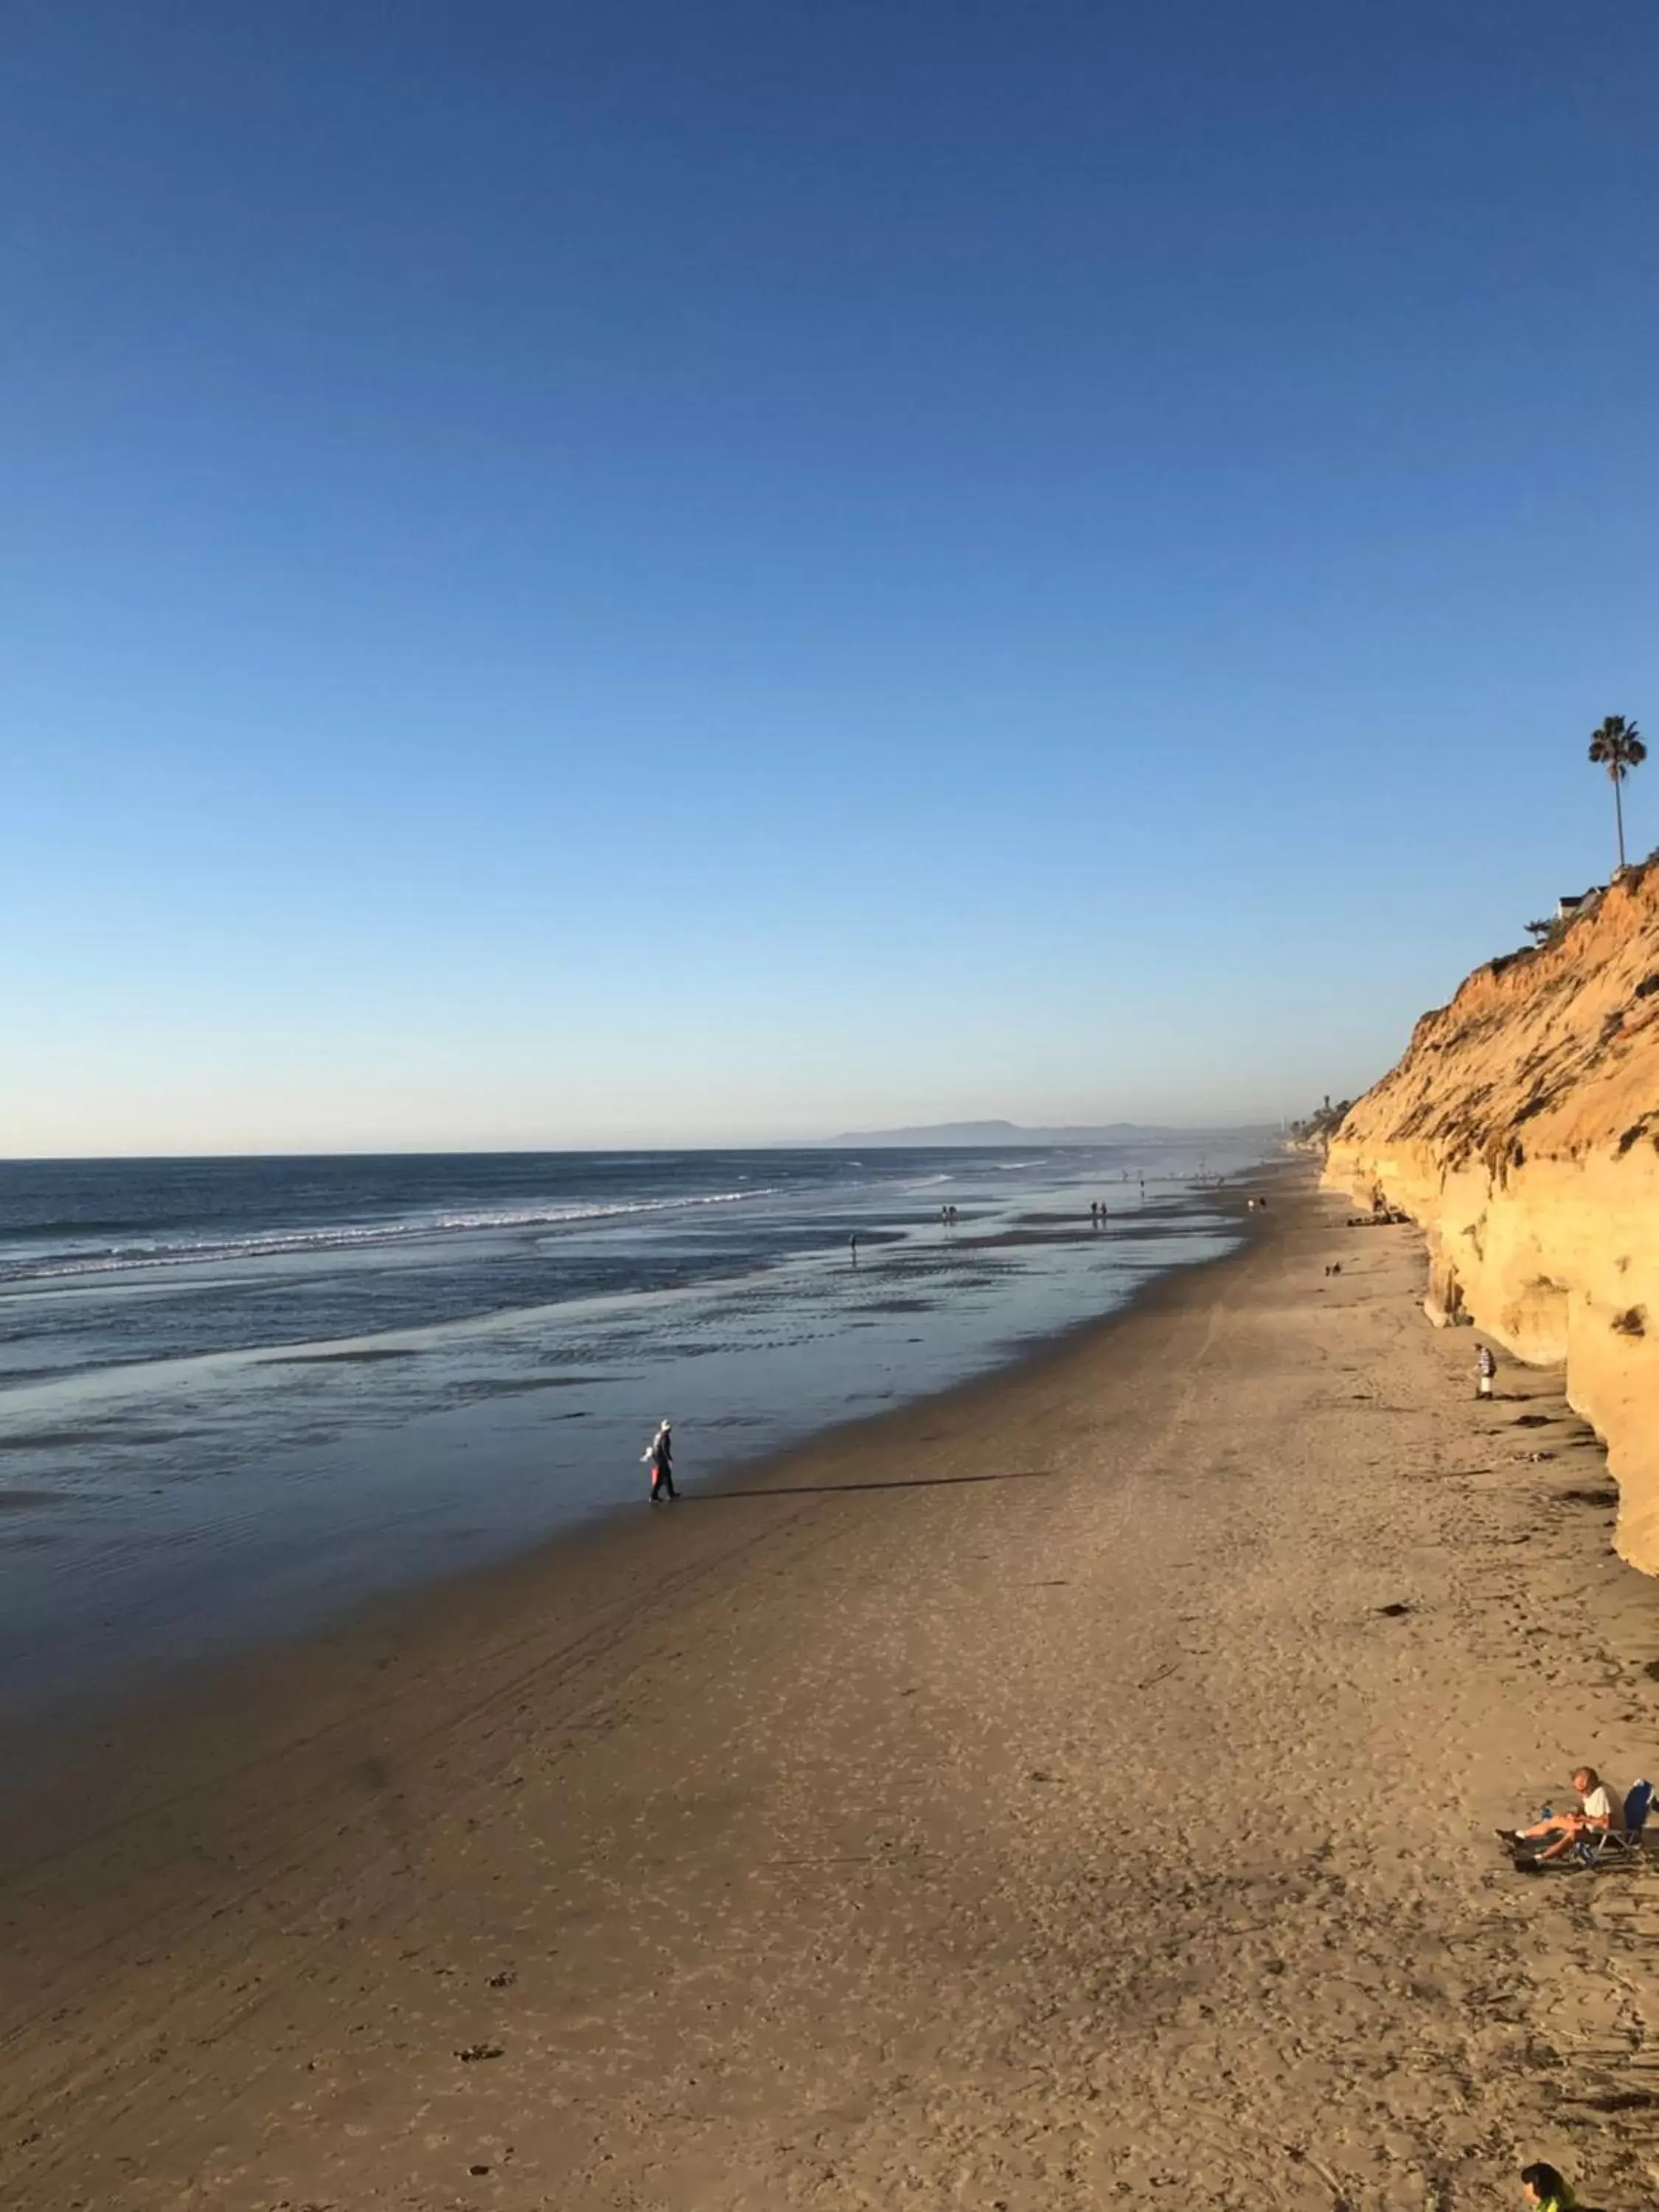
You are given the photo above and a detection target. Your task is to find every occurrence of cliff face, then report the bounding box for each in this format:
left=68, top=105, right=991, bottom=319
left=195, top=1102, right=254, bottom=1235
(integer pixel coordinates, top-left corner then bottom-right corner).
left=1324, top=863, right=1659, bottom=1571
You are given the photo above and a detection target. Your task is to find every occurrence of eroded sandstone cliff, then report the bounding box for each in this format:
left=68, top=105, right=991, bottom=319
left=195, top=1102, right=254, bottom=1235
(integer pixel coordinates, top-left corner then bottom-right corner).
left=1324, top=860, right=1659, bottom=1571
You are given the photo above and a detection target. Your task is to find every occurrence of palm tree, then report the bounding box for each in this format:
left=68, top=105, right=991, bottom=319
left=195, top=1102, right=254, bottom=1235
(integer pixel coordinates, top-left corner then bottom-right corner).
left=1588, top=714, right=1646, bottom=871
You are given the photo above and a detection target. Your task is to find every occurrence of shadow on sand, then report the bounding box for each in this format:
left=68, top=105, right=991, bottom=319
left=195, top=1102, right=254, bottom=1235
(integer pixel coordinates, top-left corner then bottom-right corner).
left=694, top=1468, right=1060, bottom=1500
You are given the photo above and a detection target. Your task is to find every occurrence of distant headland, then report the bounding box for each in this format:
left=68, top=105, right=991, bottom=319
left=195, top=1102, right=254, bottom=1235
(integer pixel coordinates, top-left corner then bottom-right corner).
left=812, top=1119, right=1273, bottom=1148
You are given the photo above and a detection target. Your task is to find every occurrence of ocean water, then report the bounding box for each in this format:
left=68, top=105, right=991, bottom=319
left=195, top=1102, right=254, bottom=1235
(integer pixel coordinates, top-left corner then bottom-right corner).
left=0, top=1141, right=1269, bottom=1739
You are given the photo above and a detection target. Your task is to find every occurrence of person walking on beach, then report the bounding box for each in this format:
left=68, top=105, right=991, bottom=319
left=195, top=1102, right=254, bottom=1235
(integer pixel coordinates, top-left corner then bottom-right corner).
left=1476, top=1342, right=1497, bottom=1399
left=642, top=1418, right=677, bottom=1503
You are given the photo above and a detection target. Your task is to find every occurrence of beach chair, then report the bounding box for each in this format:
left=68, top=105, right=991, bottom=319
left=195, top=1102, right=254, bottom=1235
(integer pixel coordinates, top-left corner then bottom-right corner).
left=1569, top=1779, right=1654, bottom=1869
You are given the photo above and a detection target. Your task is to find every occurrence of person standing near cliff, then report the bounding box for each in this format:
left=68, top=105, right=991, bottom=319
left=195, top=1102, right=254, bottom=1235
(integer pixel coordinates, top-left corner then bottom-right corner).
left=642, top=1418, right=677, bottom=1503
left=1476, top=1343, right=1497, bottom=1400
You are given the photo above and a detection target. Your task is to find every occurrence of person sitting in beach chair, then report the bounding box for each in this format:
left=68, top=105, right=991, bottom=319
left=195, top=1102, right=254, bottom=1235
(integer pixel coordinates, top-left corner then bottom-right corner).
left=1501, top=1767, right=1630, bottom=1864
left=1567, top=1777, right=1653, bottom=1867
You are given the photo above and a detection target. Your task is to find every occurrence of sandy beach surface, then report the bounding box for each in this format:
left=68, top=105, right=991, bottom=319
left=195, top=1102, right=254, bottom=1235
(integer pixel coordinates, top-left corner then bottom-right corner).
left=3, top=1168, right=1658, bottom=2212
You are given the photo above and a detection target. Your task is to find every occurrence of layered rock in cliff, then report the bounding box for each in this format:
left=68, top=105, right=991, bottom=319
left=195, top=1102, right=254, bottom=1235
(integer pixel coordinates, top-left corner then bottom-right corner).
left=1324, top=860, right=1659, bottom=1571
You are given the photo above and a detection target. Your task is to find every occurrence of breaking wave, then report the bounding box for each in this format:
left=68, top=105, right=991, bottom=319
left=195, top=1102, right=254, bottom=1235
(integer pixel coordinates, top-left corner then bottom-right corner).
left=0, top=1189, right=776, bottom=1290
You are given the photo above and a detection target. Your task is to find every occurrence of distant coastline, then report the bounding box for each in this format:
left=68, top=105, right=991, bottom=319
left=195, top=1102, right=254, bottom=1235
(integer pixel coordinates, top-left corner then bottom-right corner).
left=813, top=1119, right=1276, bottom=1149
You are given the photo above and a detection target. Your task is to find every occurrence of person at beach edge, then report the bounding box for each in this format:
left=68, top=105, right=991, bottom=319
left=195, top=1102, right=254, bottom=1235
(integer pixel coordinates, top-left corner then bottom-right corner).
left=1476, top=1342, right=1496, bottom=1399
left=643, top=1419, right=677, bottom=1503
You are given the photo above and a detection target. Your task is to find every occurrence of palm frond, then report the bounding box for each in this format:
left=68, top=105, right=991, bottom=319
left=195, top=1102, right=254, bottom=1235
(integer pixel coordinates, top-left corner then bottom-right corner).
left=1589, top=714, right=1644, bottom=774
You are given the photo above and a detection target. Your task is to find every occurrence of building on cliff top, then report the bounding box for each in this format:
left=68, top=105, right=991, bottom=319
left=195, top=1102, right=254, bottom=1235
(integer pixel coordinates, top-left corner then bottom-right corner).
left=1556, top=888, right=1604, bottom=921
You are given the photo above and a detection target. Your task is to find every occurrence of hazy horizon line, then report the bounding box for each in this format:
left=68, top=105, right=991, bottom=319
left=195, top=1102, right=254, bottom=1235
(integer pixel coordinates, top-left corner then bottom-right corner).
left=0, top=1121, right=1283, bottom=1168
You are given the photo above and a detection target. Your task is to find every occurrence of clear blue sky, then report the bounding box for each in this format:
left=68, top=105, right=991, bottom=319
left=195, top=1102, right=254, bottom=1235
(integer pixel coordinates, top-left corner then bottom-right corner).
left=5, top=1, right=1655, bottom=1153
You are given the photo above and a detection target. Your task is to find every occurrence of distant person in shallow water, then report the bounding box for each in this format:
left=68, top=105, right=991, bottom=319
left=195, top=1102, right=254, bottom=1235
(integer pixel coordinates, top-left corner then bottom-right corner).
left=642, top=1418, right=677, bottom=1503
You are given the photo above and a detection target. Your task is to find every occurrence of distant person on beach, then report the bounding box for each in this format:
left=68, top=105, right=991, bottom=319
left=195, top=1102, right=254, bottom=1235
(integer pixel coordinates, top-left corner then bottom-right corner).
left=1520, top=2163, right=1577, bottom=2212
left=1476, top=1343, right=1497, bottom=1399
left=1089, top=1202, right=1099, bottom=1227
left=642, top=1419, right=677, bottom=1503
left=1505, top=1767, right=1616, bottom=1862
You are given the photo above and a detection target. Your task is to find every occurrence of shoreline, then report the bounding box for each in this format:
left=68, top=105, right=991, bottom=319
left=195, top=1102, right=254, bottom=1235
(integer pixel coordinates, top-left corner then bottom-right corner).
left=6, top=1166, right=1659, bottom=2210
left=0, top=1152, right=1260, bottom=1769
left=0, top=1172, right=1273, bottom=1795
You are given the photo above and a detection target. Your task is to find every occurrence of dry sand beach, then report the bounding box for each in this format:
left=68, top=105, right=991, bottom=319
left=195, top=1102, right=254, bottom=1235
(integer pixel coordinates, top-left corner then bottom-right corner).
left=3, top=1168, right=1658, bottom=2211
